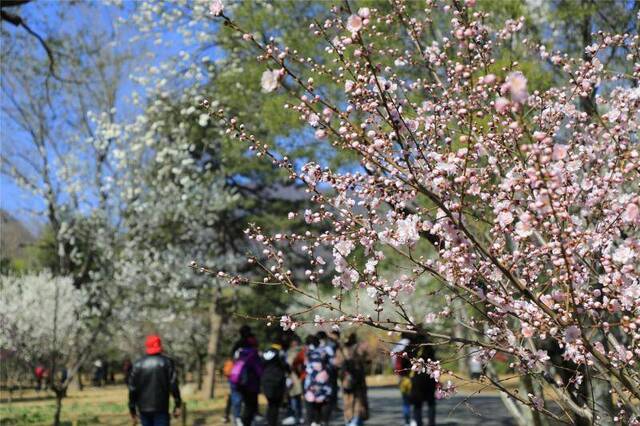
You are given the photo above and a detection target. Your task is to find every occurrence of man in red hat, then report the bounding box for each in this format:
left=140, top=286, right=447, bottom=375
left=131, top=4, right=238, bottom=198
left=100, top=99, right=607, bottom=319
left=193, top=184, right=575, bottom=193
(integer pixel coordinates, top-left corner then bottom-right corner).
left=128, top=335, right=182, bottom=425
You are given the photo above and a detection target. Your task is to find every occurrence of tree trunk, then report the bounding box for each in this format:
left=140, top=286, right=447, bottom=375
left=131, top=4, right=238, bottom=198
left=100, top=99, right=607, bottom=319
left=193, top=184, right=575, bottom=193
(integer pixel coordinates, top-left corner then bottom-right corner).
left=588, top=372, right=614, bottom=425
left=452, top=299, right=470, bottom=376
left=203, top=287, right=223, bottom=399
left=53, top=390, right=64, bottom=426
left=196, top=355, right=204, bottom=391
left=519, top=374, right=548, bottom=426
left=75, top=369, right=83, bottom=391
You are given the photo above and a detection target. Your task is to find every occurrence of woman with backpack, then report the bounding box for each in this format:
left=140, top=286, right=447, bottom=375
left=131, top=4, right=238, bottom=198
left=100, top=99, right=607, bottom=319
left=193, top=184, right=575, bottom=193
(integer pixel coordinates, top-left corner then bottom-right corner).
left=336, top=333, right=369, bottom=426
left=230, top=333, right=263, bottom=426
left=391, top=332, right=413, bottom=426
left=303, top=334, right=332, bottom=426
left=262, top=334, right=289, bottom=426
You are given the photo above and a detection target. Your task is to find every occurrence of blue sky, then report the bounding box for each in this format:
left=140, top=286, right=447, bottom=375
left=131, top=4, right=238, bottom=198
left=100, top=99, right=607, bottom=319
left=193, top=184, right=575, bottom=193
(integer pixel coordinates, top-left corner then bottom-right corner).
left=0, top=0, right=220, bottom=231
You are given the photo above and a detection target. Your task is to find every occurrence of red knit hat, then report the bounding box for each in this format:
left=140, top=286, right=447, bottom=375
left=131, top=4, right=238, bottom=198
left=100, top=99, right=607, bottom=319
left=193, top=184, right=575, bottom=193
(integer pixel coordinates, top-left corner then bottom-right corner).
left=145, top=335, right=162, bottom=355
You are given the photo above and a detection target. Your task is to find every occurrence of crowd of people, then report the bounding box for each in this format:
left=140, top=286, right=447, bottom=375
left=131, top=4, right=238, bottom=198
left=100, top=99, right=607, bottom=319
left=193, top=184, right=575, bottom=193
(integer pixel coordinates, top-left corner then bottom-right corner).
left=221, top=326, right=437, bottom=426
left=125, top=328, right=438, bottom=426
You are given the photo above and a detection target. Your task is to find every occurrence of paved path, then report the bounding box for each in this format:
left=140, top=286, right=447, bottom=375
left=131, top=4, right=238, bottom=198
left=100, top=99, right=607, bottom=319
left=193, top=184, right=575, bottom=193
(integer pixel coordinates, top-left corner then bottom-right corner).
left=325, top=387, right=516, bottom=426
left=250, top=387, right=515, bottom=426
left=342, top=387, right=515, bottom=426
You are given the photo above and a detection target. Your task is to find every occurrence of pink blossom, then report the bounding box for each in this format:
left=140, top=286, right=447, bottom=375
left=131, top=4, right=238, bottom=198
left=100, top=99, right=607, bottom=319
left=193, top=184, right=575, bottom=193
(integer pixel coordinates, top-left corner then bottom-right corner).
left=424, top=313, right=437, bottom=324
left=521, top=324, right=534, bottom=338
left=483, top=73, right=496, bottom=84
left=505, top=72, right=528, bottom=103
left=345, top=79, right=355, bottom=93
left=280, top=315, right=297, bottom=331
left=515, top=213, right=534, bottom=238
left=608, top=108, right=621, bottom=122
left=564, top=325, right=581, bottom=343
left=622, top=203, right=639, bottom=223
left=497, top=211, right=514, bottom=227
left=209, top=0, right=224, bottom=16
left=494, top=97, right=510, bottom=114
left=552, top=144, right=568, bottom=161
left=346, top=15, right=363, bottom=33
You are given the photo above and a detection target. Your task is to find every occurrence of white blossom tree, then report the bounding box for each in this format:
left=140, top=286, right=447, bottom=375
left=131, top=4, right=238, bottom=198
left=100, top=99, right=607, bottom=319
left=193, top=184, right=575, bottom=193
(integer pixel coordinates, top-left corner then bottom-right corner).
left=0, top=272, right=94, bottom=425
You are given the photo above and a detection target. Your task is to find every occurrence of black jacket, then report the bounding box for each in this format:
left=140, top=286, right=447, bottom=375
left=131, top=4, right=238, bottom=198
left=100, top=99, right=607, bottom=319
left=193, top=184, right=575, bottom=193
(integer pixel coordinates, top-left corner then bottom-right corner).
left=128, top=354, right=181, bottom=414
left=261, top=344, right=288, bottom=399
left=410, top=345, right=436, bottom=404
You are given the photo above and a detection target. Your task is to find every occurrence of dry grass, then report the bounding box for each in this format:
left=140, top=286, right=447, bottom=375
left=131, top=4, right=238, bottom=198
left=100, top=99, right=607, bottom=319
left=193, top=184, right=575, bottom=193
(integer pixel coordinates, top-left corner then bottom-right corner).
left=1, top=374, right=519, bottom=425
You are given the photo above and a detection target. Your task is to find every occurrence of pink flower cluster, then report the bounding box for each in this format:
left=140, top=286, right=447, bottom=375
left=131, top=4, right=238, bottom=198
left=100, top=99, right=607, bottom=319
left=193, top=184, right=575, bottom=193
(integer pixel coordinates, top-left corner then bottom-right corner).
left=205, top=1, right=640, bottom=420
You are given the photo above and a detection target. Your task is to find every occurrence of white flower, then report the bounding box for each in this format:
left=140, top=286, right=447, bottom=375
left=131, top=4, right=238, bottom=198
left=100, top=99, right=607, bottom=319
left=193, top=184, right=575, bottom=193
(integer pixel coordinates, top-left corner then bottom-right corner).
left=613, top=246, right=635, bottom=264
left=346, top=14, right=363, bottom=33
left=395, top=214, right=420, bottom=247
left=197, top=113, right=209, bottom=127
left=364, top=258, right=377, bottom=274
left=308, top=113, right=320, bottom=127
left=497, top=211, right=514, bottom=228
left=345, top=79, right=355, bottom=93
left=608, top=108, right=621, bottom=123
left=366, top=286, right=378, bottom=298
left=334, top=239, right=355, bottom=257
left=280, top=315, right=296, bottom=331
left=209, top=0, right=224, bottom=16
left=358, top=7, right=370, bottom=18
left=394, top=58, right=407, bottom=67
left=261, top=69, right=280, bottom=93
left=515, top=213, right=533, bottom=238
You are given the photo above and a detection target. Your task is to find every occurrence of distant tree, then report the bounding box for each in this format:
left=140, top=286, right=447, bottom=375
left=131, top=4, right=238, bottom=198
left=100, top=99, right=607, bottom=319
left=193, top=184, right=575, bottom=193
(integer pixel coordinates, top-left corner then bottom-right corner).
left=0, top=272, right=102, bottom=425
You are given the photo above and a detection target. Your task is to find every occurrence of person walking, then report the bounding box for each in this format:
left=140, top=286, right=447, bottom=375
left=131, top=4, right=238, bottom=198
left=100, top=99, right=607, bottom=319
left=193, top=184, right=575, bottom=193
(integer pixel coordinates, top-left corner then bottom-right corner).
left=282, top=335, right=304, bottom=425
left=228, top=325, right=254, bottom=424
left=34, top=365, right=45, bottom=391
left=93, top=359, right=104, bottom=387
left=336, top=334, right=369, bottom=426
left=222, top=357, right=235, bottom=423
left=408, top=334, right=436, bottom=426
left=391, top=333, right=412, bottom=426
left=304, top=334, right=332, bottom=426
left=128, top=335, right=182, bottom=426
left=262, top=334, right=289, bottom=426
left=229, top=332, right=263, bottom=426
left=316, top=331, right=338, bottom=420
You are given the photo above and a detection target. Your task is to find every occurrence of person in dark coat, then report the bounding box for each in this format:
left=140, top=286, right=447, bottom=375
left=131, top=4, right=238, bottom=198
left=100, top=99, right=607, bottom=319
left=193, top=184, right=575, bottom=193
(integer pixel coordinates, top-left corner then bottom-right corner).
left=231, top=334, right=263, bottom=426
left=408, top=334, right=436, bottom=426
left=128, top=335, right=182, bottom=426
left=262, top=334, right=289, bottom=426
left=336, top=333, right=369, bottom=426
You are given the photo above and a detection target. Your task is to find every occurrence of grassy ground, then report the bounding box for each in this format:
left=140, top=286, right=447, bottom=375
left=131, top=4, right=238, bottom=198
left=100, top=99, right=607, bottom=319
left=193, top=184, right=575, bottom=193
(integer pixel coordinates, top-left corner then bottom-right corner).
left=0, top=381, right=228, bottom=426
left=0, top=374, right=518, bottom=425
